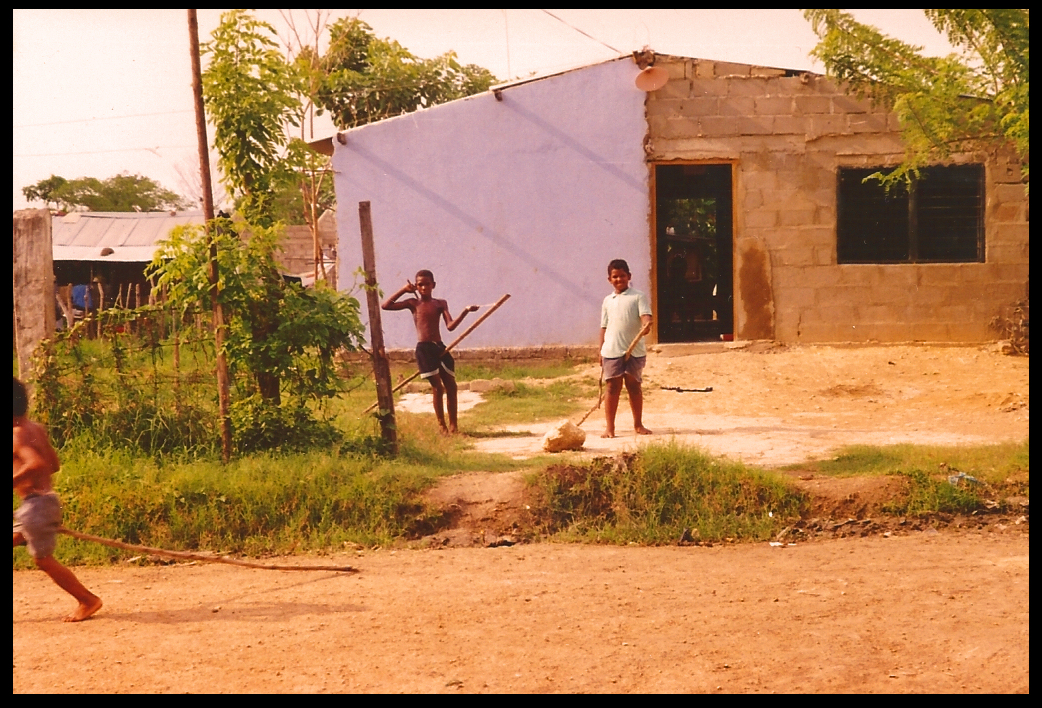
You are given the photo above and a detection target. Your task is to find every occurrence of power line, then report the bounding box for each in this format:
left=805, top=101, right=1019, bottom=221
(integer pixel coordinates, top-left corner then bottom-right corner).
left=540, top=9, right=622, bottom=54
left=14, top=109, right=196, bottom=130
left=14, top=145, right=195, bottom=158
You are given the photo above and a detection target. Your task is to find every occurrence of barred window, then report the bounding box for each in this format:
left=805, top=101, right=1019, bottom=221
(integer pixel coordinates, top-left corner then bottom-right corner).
left=836, top=165, right=984, bottom=264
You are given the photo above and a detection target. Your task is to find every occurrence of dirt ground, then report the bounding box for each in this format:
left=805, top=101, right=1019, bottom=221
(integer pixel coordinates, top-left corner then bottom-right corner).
left=13, top=344, right=1030, bottom=693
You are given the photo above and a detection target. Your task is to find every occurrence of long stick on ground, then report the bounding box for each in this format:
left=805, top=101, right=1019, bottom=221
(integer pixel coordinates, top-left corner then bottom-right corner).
left=58, top=527, right=359, bottom=574
left=575, top=320, right=652, bottom=427
left=363, top=293, right=511, bottom=414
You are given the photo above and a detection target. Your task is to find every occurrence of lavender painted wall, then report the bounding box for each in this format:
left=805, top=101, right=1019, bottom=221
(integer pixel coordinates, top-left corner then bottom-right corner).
left=332, top=58, right=650, bottom=349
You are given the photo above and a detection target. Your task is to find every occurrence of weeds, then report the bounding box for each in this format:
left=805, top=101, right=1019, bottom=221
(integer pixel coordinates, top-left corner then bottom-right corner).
left=883, top=469, right=986, bottom=516
left=527, top=442, right=808, bottom=544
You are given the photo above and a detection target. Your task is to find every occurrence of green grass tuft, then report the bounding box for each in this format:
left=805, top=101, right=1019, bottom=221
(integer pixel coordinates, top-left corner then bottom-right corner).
left=527, top=442, right=808, bottom=544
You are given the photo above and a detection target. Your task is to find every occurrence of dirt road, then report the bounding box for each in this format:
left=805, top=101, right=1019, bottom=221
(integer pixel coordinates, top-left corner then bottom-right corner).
left=12, top=532, right=1029, bottom=693
left=13, top=344, right=1030, bottom=693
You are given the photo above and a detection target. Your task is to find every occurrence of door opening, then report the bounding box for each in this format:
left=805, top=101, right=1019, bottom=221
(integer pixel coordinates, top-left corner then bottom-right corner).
left=655, top=164, right=734, bottom=343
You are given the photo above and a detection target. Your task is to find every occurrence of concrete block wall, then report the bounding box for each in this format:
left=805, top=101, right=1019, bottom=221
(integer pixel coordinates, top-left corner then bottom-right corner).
left=647, top=56, right=1029, bottom=343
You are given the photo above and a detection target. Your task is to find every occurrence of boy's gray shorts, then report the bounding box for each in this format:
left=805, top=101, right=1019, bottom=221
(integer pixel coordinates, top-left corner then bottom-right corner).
left=602, top=355, right=646, bottom=383
left=13, top=493, right=62, bottom=559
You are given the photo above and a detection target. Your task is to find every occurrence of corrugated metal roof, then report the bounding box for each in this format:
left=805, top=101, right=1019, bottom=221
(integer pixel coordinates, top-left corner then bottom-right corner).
left=52, top=210, right=204, bottom=262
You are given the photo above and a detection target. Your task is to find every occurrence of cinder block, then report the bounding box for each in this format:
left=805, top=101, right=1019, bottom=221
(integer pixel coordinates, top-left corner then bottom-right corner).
left=717, top=96, right=757, bottom=117
left=848, top=114, right=890, bottom=133
left=831, top=94, right=871, bottom=114
left=713, top=61, right=753, bottom=77
left=986, top=242, right=1029, bottom=263
left=771, top=116, right=808, bottom=135
left=753, top=96, right=794, bottom=115
left=750, top=66, right=787, bottom=78
left=813, top=245, right=835, bottom=266
left=989, top=202, right=1026, bottom=223
left=793, top=95, right=833, bottom=115
left=778, top=208, right=817, bottom=227
left=775, top=285, right=818, bottom=309
left=988, top=222, right=1030, bottom=245
left=690, top=78, right=729, bottom=96
left=740, top=170, right=777, bottom=191
left=658, top=79, right=693, bottom=100
left=772, top=244, right=816, bottom=267
left=735, top=116, right=775, bottom=135
left=743, top=210, right=779, bottom=228
left=806, top=115, right=850, bottom=139
left=726, top=77, right=771, bottom=97
left=662, top=61, right=687, bottom=79
left=698, top=115, right=738, bottom=137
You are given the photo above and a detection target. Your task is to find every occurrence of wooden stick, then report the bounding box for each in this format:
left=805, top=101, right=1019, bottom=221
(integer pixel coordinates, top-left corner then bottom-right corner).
left=575, top=320, right=652, bottom=427
left=363, top=293, right=511, bottom=414
left=58, top=527, right=359, bottom=573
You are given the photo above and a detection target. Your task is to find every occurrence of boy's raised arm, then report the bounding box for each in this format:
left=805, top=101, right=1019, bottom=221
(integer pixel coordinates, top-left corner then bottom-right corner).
left=382, top=281, right=417, bottom=310
left=445, top=303, right=480, bottom=332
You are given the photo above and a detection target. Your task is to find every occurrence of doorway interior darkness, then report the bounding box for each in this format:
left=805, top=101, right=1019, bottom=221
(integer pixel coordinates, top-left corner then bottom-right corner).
left=655, top=163, right=734, bottom=343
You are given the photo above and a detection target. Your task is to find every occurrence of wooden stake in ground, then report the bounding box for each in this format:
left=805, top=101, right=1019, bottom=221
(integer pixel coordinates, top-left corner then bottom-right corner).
left=575, top=320, right=652, bottom=427
left=358, top=201, right=398, bottom=454
left=362, top=293, right=511, bottom=415
left=58, top=527, right=358, bottom=573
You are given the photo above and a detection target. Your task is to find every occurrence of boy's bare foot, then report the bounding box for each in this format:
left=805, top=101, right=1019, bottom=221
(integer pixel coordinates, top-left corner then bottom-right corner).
left=600, top=431, right=616, bottom=439
left=64, top=595, right=102, bottom=622
left=635, top=426, right=653, bottom=435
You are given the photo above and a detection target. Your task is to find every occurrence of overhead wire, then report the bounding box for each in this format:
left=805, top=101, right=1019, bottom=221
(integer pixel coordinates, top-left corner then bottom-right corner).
left=539, top=9, right=622, bottom=54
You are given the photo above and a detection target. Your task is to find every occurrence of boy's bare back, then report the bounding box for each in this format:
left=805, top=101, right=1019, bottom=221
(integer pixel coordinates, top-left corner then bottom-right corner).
left=13, top=417, right=60, bottom=499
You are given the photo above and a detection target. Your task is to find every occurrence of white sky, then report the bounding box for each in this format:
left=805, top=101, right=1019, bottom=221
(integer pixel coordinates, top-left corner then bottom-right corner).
left=12, top=9, right=957, bottom=211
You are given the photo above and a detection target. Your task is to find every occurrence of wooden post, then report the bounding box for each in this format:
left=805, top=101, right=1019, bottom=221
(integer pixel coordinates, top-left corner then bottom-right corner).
left=13, top=209, right=55, bottom=382
left=189, top=9, right=232, bottom=463
left=358, top=201, right=398, bottom=454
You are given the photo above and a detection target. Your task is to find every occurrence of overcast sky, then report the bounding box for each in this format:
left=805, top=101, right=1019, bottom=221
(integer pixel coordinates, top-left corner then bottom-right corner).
left=13, top=9, right=957, bottom=211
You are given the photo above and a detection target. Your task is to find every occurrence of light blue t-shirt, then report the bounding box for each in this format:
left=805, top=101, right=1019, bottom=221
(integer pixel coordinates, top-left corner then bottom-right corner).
left=600, top=287, right=652, bottom=358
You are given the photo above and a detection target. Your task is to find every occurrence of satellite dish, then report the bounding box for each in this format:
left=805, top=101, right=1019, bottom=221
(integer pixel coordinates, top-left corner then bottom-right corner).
left=635, top=66, right=669, bottom=92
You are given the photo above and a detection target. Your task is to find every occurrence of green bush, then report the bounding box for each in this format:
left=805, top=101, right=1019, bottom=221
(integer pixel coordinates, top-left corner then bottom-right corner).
left=528, top=442, right=808, bottom=544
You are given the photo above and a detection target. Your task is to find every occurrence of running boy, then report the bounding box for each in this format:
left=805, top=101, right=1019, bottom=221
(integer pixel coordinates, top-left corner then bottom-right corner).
left=382, top=270, right=478, bottom=434
left=13, top=377, right=103, bottom=622
left=600, top=259, right=653, bottom=438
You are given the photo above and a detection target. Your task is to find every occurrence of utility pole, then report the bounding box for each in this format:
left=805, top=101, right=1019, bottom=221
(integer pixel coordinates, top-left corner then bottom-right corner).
left=358, top=202, right=398, bottom=454
left=188, top=9, right=232, bottom=463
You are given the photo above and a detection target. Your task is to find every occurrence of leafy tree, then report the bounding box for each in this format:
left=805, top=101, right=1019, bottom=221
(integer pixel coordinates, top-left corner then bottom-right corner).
left=804, top=9, right=1029, bottom=187
left=21, top=174, right=68, bottom=211
left=315, top=17, right=498, bottom=129
left=147, top=219, right=366, bottom=409
left=202, top=9, right=301, bottom=228
left=22, top=173, right=190, bottom=212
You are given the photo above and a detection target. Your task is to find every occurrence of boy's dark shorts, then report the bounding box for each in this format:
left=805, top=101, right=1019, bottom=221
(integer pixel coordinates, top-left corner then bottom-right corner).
left=416, top=341, right=455, bottom=379
left=602, top=355, right=646, bottom=383
left=13, top=493, right=62, bottom=559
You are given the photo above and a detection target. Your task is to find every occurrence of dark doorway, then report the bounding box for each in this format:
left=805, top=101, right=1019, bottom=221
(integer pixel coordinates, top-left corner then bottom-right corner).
left=655, top=164, right=734, bottom=342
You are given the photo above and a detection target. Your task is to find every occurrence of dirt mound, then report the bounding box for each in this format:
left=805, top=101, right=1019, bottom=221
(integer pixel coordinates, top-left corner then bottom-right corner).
left=419, top=464, right=1029, bottom=548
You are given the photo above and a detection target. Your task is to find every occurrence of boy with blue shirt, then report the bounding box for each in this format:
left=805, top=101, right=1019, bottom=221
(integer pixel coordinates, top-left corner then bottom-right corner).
left=600, top=259, right=653, bottom=438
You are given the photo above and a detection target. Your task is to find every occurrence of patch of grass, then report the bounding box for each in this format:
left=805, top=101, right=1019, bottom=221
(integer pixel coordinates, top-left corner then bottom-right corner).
left=456, top=358, right=593, bottom=382
left=526, top=442, right=808, bottom=544
left=460, top=379, right=598, bottom=430
left=12, top=424, right=537, bottom=569
left=786, top=441, right=1029, bottom=489
left=883, top=469, right=986, bottom=516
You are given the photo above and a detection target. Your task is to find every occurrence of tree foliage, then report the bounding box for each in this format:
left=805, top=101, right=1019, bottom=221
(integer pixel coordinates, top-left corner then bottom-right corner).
left=22, top=173, right=191, bottom=213
left=314, top=17, right=498, bottom=129
left=147, top=220, right=366, bottom=408
left=202, top=10, right=302, bottom=228
left=804, top=9, right=1029, bottom=186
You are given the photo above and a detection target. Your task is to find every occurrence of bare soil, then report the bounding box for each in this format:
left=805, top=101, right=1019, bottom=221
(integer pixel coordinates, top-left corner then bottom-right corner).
left=13, top=344, right=1030, bottom=693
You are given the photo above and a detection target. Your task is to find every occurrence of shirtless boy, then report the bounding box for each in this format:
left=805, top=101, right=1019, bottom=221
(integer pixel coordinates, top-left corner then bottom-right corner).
left=382, top=271, right=478, bottom=433
left=13, top=377, right=102, bottom=622
left=600, top=259, right=654, bottom=438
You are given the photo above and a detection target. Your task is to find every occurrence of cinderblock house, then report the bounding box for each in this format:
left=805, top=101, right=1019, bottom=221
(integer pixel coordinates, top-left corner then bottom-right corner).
left=331, top=53, right=1028, bottom=349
